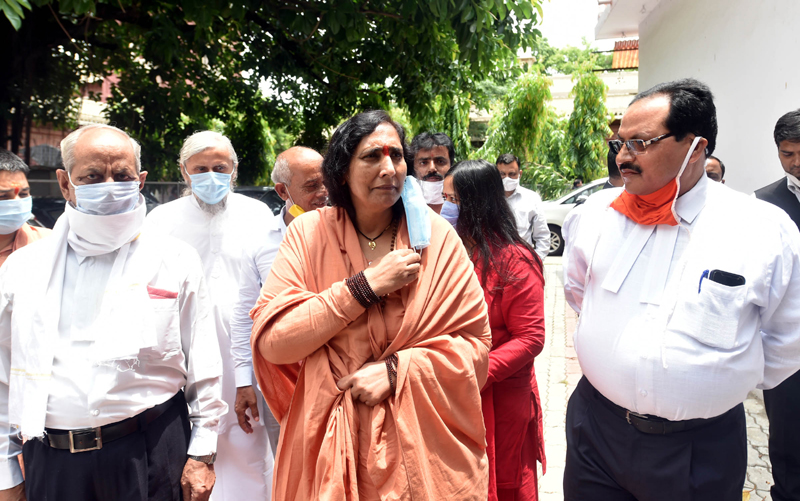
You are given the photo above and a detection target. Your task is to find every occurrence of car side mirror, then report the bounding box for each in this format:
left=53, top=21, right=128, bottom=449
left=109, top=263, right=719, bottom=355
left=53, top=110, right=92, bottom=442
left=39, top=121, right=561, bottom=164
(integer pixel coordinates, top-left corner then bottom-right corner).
left=575, top=194, right=589, bottom=206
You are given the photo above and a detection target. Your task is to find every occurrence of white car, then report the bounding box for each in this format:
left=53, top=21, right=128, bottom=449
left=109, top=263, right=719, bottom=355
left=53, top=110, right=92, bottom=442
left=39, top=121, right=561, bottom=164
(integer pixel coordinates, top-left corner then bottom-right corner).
left=542, top=177, right=609, bottom=256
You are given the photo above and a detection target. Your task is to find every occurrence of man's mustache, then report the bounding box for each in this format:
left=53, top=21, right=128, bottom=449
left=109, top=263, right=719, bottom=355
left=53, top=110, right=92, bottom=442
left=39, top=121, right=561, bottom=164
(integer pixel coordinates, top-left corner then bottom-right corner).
left=619, top=162, right=641, bottom=174
left=422, top=173, right=443, bottom=181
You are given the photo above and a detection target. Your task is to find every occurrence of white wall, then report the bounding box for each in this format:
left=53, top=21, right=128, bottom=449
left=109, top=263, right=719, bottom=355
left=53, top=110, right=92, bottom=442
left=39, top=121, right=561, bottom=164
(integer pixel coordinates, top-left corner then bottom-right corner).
left=637, top=0, right=800, bottom=193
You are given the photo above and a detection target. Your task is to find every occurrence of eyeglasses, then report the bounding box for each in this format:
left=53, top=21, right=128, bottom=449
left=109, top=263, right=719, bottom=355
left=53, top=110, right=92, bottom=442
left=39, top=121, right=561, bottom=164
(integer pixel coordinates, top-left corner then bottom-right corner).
left=608, top=132, right=674, bottom=156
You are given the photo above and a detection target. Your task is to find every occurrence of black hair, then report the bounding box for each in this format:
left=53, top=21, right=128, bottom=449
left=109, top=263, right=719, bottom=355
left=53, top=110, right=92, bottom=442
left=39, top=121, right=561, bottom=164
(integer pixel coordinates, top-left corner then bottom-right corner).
left=408, top=132, right=455, bottom=174
left=0, top=149, right=29, bottom=173
left=445, top=159, right=541, bottom=284
left=632, top=78, right=718, bottom=155
left=322, top=110, right=408, bottom=223
left=572, top=178, right=583, bottom=188
left=607, top=147, right=620, bottom=179
left=708, top=154, right=725, bottom=178
left=496, top=153, right=520, bottom=167
left=774, top=109, right=800, bottom=147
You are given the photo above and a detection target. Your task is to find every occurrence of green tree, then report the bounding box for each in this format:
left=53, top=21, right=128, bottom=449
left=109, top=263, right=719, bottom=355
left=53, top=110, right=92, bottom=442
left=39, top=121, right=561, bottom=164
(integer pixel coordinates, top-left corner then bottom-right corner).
left=2, top=0, right=544, bottom=182
left=562, top=69, right=612, bottom=182
left=531, top=37, right=612, bottom=75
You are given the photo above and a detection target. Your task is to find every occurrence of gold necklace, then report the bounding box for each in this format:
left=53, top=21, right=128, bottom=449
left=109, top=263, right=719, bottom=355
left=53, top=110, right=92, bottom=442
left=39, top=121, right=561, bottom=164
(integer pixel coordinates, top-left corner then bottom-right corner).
left=356, top=219, right=394, bottom=251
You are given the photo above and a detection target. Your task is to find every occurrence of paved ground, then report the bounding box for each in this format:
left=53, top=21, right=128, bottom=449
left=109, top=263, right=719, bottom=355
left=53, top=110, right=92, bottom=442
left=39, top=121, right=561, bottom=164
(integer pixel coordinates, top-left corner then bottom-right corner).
left=538, top=257, right=775, bottom=500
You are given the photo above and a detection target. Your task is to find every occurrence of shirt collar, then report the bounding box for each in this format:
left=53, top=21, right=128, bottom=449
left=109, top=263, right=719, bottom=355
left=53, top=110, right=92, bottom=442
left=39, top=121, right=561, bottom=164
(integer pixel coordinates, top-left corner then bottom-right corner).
left=786, top=173, right=800, bottom=195
left=273, top=206, right=289, bottom=235
left=674, top=171, right=708, bottom=225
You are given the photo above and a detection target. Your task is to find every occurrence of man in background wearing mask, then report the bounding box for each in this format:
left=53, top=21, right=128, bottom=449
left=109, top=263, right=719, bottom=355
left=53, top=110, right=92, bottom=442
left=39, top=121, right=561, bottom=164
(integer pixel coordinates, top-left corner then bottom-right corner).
left=0, top=150, right=50, bottom=268
left=229, top=146, right=326, bottom=459
left=0, top=124, right=225, bottom=500
left=409, top=132, right=454, bottom=215
left=146, top=131, right=276, bottom=500
left=562, top=79, right=800, bottom=499
left=496, top=153, right=549, bottom=260
left=754, top=109, right=800, bottom=501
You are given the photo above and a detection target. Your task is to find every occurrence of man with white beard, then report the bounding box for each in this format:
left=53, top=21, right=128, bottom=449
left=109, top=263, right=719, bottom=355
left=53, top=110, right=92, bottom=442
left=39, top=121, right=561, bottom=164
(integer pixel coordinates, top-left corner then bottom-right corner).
left=0, top=124, right=225, bottom=500
left=146, top=131, right=275, bottom=500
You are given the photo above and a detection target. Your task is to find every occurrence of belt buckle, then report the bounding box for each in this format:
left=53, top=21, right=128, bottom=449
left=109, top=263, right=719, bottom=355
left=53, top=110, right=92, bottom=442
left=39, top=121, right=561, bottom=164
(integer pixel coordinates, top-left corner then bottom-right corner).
left=625, top=410, right=646, bottom=426
left=68, top=428, right=103, bottom=453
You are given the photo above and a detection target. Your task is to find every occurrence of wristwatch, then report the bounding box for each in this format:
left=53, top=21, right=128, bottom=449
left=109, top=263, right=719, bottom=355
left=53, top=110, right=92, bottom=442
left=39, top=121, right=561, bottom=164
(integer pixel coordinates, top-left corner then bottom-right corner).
left=188, top=453, right=217, bottom=465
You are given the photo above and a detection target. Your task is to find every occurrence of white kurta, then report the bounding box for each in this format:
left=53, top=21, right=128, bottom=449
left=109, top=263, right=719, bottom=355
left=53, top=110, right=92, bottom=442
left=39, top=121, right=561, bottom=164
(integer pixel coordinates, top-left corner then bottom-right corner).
left=147, top=193, right=276, bottom=500
left=564, top=174, right=800, bottom=421
left=0, top=225, right=225, bottom=490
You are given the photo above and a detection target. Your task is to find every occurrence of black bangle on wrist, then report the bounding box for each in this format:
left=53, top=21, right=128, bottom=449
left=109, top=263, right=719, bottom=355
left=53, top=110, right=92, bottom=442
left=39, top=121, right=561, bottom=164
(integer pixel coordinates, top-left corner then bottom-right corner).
left=346, top=271, right=381, bottom=308
left=385, top=353, right=398, bottom=394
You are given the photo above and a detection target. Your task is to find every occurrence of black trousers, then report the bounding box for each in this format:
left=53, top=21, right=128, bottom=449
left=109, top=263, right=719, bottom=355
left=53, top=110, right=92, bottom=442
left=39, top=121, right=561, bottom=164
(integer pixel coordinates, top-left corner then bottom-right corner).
left=564, top=377, right=746, bottom=501
left=764, top=369, right=800, bottom=501
left=23, top=393, right=191, bottom=501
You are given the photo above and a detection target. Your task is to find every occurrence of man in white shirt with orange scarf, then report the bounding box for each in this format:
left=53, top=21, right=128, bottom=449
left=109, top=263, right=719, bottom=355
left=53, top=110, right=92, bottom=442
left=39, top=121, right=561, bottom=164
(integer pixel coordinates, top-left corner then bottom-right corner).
left=563, top=79, right=800, bottom=499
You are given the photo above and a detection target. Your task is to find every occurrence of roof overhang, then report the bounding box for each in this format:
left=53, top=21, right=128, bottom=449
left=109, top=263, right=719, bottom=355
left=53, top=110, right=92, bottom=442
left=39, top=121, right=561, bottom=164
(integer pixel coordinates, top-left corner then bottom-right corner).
left=595, top=0, right=663, bottom=40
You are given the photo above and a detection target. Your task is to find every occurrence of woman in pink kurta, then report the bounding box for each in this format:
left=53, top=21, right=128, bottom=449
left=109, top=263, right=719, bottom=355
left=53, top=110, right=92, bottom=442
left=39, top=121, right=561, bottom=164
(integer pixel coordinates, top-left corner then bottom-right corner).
left=444, top=159, right=546, bottom=500
left=250, top=111, right=492, bottom=500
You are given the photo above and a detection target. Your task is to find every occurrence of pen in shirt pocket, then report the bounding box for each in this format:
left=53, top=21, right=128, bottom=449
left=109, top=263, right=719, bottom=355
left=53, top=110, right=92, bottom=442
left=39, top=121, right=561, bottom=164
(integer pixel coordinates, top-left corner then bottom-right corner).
left=698, top=269, right=709, bottom=293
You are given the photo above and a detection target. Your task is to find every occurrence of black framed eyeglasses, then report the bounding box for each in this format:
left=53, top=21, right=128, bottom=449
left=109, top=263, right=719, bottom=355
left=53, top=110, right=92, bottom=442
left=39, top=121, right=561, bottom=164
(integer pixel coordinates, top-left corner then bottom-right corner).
left=608, top=132, right=674, bottom=156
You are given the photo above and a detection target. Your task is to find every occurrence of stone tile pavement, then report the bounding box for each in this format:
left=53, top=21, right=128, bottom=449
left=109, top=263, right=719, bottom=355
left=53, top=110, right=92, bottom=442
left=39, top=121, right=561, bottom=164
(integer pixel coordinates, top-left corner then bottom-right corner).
left=537, top=257, right=775, bottom=500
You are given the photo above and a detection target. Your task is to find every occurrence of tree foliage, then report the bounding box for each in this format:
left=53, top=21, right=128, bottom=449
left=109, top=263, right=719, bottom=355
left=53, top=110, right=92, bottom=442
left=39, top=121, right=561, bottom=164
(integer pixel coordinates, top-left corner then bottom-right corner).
left=2, top=0, right=544, bottom=183
left=563, top=69, right=612, bottom=182
left=475, top=63, right=612, bottom=199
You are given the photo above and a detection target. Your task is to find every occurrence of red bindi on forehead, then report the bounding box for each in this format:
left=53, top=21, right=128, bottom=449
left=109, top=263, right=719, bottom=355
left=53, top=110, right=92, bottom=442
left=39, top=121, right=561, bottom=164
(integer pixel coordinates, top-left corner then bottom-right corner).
left=382, top=145, right=390, bottom=157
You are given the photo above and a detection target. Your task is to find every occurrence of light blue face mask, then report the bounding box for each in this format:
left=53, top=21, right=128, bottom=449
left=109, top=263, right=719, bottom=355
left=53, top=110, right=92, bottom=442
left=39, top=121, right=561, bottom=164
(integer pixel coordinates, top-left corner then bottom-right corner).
left=440, top=200, right=459, bottom=227
left=189, top=172, right=231, bottom=205
left=68, top=172, right=141, bottom=215
left=401, top=176, right=431, bottom=251
left=0, top=197, right=33, bottom=234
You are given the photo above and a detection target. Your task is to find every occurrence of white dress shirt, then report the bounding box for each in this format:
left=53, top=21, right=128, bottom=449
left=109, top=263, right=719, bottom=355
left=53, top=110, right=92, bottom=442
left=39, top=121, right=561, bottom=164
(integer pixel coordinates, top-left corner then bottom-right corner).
left=506, top=185, right=550, bottom=260
left=564, top=174, right=800, bottom=421
left=0, top=231, right=225, bottom=489
left=786, top=174, right=800, bottom=204
left=230, top=207, right=288, bottom=388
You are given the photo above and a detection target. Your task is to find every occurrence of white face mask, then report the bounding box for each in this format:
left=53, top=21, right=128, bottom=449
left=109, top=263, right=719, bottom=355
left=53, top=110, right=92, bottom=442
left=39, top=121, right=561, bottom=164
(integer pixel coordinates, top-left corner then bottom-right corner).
left=418, top=179, right=444, bottom=205
left=0, top=197, right=33, bottom=235
left=502, top=176, right=520, bottom=192
left=68, top=172, right=141, bottom=215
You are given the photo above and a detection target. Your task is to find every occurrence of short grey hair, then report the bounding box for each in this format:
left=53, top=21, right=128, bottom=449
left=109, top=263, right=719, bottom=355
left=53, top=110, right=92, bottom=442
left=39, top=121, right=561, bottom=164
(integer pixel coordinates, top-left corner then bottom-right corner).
left=179, top=130, right=238, bottom=168
left=271, top=155, right=291, bottom=186
left=0, top=149, right=29, bottom=174
left=60, top=124, right=142, bottom=174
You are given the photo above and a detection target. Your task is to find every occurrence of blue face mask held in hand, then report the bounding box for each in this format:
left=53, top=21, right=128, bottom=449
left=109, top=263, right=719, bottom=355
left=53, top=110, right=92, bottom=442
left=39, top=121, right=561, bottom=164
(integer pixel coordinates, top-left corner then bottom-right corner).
left=0, top=197, right=33, bottom=234
left=189, top=171, right=231, bottom=205
left=401, top=176, right=431, bottom=251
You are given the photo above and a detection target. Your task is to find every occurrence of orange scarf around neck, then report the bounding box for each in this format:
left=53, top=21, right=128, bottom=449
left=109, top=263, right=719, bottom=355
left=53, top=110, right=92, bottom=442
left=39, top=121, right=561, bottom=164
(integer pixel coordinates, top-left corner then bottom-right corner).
left=610, top=178, right=680, bottom=226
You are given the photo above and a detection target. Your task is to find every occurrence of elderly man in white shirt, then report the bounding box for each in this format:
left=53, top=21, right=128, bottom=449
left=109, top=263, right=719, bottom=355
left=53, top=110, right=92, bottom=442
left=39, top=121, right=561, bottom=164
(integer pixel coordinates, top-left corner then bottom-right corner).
left=0, top=124, right=225, bottom=501
left=496, top=153, right=550, bottom=260
left=229, top=146, right=326, bottom=456
left=146, top=131, right=276, bottom=500
left=563, top=79, right=800, bottom=500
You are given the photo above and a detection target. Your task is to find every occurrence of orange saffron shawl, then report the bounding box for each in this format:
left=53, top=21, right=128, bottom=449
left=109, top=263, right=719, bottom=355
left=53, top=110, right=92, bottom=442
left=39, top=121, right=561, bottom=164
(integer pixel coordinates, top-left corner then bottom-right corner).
left=251, top=206, right=492, bottom=500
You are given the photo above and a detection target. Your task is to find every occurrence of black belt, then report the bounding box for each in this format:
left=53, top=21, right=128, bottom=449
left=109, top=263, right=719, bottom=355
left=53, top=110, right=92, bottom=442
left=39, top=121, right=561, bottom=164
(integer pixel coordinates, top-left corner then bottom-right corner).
left=591, top=383, right=726, bottom=435
left=45, top=392, right=182, bottom=453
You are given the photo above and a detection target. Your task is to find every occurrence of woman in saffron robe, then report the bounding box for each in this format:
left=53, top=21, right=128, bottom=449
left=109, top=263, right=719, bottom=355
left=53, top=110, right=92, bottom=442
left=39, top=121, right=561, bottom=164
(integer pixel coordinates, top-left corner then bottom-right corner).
left=250, top=110, right=492, bottom=500
left=444, top=159, right=546, bottom=500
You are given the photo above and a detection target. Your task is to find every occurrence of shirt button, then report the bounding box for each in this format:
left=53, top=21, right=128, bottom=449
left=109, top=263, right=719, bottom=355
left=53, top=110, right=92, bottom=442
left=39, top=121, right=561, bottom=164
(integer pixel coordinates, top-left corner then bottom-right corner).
left=640, top=390, right=648, bottom=397
left=90, top=409, right=100, bottom=417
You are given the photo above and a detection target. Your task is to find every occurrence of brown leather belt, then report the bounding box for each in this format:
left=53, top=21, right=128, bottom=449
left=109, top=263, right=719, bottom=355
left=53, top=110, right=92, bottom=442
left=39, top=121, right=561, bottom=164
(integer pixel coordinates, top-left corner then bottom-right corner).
left=44, top=392, right=181, bottom=453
